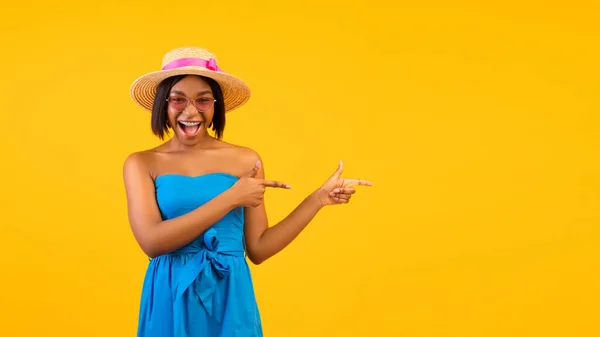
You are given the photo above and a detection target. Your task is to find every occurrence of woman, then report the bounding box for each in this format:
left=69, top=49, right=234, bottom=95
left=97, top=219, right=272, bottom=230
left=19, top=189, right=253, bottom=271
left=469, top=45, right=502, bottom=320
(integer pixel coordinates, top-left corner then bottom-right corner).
left=123, top=47, right=372, bottom=337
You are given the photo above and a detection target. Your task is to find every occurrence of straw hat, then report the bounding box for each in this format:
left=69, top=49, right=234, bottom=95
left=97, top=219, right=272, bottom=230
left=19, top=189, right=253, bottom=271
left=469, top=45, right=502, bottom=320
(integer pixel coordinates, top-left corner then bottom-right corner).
left=130, top=47, right=251, bottom=112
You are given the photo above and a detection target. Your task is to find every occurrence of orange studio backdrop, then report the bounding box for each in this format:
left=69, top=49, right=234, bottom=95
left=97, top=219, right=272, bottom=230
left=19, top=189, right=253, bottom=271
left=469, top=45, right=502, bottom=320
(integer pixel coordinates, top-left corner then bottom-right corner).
left=0, top=1, right=599, bottom=336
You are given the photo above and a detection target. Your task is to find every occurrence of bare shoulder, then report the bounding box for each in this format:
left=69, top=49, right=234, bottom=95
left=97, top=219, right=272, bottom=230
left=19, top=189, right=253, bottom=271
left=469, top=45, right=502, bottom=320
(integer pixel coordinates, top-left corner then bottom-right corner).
left=215, top=140, right=260, bottom=158
left=123, top=150, right=156, bottom=179
left=214, top=140, right=261, bottom=175
left=233, top=144, right=260, bottom=163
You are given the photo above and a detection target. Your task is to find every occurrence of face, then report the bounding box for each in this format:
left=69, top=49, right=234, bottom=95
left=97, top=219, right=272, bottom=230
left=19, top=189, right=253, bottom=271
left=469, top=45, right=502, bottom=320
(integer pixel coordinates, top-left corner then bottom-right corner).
left=167, top=75, right=216, bottom=144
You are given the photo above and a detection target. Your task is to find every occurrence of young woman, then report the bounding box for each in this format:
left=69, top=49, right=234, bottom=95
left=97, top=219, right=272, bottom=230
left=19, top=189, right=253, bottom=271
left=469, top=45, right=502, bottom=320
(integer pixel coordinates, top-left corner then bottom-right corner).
left=124, top=47, right=372, bottom=337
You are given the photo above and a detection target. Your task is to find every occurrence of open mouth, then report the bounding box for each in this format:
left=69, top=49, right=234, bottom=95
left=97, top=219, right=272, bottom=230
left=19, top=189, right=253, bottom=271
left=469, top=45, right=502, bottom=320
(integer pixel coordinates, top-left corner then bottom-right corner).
left=177, top=121, right=202, bottom=137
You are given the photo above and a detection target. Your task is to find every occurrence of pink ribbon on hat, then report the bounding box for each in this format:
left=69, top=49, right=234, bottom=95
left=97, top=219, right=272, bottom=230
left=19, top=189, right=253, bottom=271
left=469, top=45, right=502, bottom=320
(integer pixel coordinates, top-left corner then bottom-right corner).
left=161, top=57, right=223, bottom=72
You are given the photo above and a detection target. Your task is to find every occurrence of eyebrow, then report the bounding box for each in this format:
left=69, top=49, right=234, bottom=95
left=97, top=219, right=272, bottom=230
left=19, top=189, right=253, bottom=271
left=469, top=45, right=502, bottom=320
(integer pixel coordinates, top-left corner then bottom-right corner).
left=170, top=90, right=212, bottom=96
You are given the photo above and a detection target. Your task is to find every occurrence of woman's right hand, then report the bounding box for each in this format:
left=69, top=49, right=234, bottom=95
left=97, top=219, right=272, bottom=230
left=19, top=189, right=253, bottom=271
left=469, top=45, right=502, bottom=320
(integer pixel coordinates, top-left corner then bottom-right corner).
left=230, top=161, right=291, bottom=207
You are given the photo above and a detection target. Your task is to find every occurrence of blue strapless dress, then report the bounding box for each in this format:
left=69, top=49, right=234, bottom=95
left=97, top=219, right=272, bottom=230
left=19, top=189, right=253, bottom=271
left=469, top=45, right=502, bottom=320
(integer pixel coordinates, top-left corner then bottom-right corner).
left=137, top=173, right=263, bottom=337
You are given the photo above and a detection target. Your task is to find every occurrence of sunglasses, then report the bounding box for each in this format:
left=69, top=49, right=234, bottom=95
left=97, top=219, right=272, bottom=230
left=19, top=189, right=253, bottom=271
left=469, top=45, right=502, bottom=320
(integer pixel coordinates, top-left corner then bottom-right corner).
left=166, top=94, right=216, bottom=112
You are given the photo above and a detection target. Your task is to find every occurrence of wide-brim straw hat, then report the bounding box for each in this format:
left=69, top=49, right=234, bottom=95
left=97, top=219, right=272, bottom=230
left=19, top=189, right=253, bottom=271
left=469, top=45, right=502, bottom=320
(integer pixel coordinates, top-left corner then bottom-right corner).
left=130, top=47, right=250, bottom=112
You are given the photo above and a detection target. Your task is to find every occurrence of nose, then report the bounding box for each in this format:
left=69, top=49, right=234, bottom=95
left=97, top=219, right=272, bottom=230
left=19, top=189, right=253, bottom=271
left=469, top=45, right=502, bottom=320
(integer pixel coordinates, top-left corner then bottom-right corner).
left=182, top=101, right=200, bottom=117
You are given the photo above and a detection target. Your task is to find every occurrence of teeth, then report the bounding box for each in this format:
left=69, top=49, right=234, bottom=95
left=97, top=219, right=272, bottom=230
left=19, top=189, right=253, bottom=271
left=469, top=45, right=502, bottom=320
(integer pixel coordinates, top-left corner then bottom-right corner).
left=179, top=121, right=201, bottom=126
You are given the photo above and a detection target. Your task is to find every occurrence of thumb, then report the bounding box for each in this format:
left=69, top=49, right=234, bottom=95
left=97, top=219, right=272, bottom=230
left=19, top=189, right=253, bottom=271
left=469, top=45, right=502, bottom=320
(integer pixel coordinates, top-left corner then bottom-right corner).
left=247, top=160, right=261, bottom=178
left=330, top=160, right=343, bottom=179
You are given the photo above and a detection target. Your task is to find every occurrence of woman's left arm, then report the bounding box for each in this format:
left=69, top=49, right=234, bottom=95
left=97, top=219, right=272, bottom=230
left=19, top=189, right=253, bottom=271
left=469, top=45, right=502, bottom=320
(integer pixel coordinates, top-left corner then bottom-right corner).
left=243, top=157, right=372, bottom=264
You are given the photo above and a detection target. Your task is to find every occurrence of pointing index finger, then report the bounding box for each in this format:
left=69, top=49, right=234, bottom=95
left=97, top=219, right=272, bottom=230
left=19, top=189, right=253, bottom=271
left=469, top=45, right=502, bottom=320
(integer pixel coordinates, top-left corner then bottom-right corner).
left=344, top=178, right=374, bottom=187
left=262, top=180, right=292, bottom=189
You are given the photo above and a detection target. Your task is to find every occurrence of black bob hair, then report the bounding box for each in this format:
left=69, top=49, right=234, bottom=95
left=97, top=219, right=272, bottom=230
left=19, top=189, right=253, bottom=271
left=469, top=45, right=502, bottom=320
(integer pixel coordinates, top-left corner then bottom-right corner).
left=151, top=74, right=226, bottom=140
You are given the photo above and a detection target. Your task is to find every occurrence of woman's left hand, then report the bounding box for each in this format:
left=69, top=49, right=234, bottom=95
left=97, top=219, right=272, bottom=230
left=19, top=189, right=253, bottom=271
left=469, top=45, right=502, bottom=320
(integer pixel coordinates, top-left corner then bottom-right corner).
left=313, top=160, right=373, bottom=207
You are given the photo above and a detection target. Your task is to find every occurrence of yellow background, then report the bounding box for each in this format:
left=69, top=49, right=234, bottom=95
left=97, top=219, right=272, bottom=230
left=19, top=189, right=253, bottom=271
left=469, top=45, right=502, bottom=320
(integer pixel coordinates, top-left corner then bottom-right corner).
left=1, top=1, right=598, bottom=336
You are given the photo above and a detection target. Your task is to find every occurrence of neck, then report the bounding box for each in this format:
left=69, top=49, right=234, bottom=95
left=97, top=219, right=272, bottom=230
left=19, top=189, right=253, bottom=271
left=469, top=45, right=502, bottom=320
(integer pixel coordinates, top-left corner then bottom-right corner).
left=165, top=132, right=217, bottom=152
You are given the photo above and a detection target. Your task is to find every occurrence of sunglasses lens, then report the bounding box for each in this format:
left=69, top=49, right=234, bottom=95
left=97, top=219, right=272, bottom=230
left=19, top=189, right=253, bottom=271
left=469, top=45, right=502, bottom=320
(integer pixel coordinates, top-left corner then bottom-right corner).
left=168, top=95, right=188, bottom=110
left=194, top=98, right=214, bottom=111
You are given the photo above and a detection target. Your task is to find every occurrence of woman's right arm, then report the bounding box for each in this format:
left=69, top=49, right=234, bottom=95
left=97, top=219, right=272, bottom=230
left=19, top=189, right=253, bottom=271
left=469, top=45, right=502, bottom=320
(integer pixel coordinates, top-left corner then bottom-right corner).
left=122, top=152, right=239, bottom=258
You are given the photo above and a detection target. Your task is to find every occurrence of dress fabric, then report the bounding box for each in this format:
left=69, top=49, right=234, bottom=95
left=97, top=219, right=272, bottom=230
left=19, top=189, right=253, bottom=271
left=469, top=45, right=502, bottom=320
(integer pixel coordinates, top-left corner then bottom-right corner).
left=136, top=173, right=263, bottom=337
